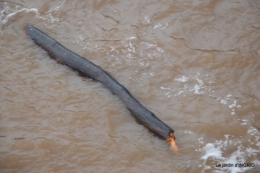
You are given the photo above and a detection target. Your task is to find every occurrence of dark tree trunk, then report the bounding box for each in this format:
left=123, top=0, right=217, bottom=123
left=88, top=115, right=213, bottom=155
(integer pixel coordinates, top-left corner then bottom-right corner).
left=24, top=23, right=176, bottom=144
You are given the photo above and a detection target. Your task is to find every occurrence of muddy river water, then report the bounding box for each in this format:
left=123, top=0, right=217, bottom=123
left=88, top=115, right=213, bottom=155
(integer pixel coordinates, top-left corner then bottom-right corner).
left=1, top=0, right=260, bottom=172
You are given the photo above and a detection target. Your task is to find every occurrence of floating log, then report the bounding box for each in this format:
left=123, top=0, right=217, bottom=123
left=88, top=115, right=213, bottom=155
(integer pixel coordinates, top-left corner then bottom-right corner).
left=24, top=23, right=177, bottom=152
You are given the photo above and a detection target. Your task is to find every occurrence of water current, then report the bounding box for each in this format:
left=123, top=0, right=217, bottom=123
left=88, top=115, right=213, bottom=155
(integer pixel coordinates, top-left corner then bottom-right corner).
left=0, top=0, right=260, bottom=172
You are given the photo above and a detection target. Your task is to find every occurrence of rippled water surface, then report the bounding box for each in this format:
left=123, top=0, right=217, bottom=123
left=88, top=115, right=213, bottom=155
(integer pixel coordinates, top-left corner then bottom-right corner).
left=1, top=0, right=260, bottom=172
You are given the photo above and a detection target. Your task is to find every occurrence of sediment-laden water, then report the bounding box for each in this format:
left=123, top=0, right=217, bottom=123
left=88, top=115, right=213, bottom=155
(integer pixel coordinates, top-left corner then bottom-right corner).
left=1, top=1, right=260, bottom=172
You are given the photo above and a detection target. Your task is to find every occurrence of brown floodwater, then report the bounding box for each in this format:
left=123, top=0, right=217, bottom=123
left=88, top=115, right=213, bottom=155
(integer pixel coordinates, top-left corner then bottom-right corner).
left=0, top=0, right=260, bottom=172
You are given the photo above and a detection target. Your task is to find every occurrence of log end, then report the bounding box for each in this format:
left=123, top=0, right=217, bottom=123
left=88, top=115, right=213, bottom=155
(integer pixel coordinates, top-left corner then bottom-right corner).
left=167, top=132, right=179, bottom=154
left=23, top=23, right=30, bottom=35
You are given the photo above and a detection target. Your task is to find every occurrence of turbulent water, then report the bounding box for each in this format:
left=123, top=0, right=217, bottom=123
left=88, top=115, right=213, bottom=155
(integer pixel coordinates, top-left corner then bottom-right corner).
left=1, top=0, right=260, bottom=173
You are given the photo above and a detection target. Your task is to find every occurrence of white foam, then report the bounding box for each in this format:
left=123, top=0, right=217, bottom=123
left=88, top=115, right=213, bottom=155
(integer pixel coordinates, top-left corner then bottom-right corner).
left=191, top=84, right=204, bottom=94
left=199, top=133, right=260, bottom=173
left=1, top=7, right=38, bottom=25
left=143, top=16, right=150, bottom=24
left=153, top=23, right=161, bottom=29
left=160, top=86, right=174, bottom=91
left=156, top=47, right=164, bottom=53
left=199, top=117, right=260, bottom=172
left=125, top=41, right=136, bottom=53
left=195, top=75, right=204, bottom=85
left=226, top=94, right=232, bottom=98
left=174, top=90, right=184, bottom=96
left=229, top=100, right=237, bottom=108
left=200, top=143, right=254, bottom=173
left=126, top=36, right=137, bottom=40
left=247, top=127, right=258, bottom=136
left=220, top=99, right=227, bottom=104
left=201, top=143, right=223, bottom=160
left=175, top=76, right=188, bottom=82
left=240, top=119, right=249, bottom=126
left=214, top=93, right=242, bottom=115
left=197, top=137, right=204, bottom=145
left=184, top=130, right=194, bottom=135
left=0, top=2, right=64, bottom=32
